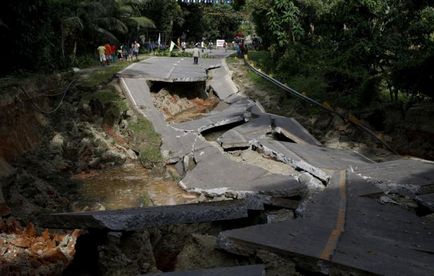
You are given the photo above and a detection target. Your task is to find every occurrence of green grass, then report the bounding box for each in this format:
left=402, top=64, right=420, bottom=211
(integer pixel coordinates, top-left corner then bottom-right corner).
left=248, top=51, right=274, bottom=73
left=129, top=117, right=162, bottom=168
left=142, top=192, right=153, bottom=206
left=78, top=61, right=131, bottom=88
left=129, top=117, right=161, bottom=145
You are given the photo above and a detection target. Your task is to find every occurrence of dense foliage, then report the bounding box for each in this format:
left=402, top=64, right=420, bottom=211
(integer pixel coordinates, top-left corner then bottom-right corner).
left=246, top=0, right=434, bottom=108
left=0, top=0, right=241, bottom=75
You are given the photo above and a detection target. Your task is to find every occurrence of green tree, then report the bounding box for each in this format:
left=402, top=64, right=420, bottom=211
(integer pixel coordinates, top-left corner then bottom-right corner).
left=0, top=0, right=155, bottom=74
left=141, top=0, right=183, bottom=43
left=246, top=0, right=434, bottom=108
left=202, top=4, right=241, bottom=40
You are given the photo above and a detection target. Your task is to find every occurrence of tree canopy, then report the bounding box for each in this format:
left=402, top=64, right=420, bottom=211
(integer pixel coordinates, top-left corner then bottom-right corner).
left=246, top=0, right=434, bottom=107
left=0, top=0, right=242, bottom=75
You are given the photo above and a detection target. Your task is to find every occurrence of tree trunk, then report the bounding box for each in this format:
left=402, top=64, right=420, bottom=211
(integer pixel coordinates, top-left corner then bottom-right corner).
left=71, top=41, right=77, bottom=64
left=61, top=22, right=65, bottom=59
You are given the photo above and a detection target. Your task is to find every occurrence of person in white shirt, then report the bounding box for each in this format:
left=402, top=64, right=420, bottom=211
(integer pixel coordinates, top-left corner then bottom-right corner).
left=193, top=44, right=200, bottom=64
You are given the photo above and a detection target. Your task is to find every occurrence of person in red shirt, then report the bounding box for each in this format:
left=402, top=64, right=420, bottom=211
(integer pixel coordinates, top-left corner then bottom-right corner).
left=104, top=43, right=112, bottom=64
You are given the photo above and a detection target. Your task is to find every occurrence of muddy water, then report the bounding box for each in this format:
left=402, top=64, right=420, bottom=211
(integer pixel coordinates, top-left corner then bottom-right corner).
left=71, top=164, right=197, bottom=211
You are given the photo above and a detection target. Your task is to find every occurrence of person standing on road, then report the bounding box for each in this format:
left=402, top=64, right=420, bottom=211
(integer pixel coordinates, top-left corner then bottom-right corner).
left=97, top=45, right=106, bottom=65
left=193, top=44, right=200, bottom=65
left=132, top=41, right=140, bottom=61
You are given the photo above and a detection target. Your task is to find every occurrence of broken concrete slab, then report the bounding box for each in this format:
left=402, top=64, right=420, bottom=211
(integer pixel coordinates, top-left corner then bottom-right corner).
left=271, top=115, right=321, bottom=146
left=143, top=265, right=265, bottom=276
left=222, top=94, right=247, bottom=104
left=208, top=66, right=238, bottom=101
left=218, top=116, right=272, bottom=149
left=279, top=141, right=373, bottom=169
left=251, top=139, right=330, bottom=182
left=179, top=145, right=305, bottom=199
left=41, top=200, right=252, bottom=231
left=252, top=138, right=373, bottom=182
left=173, top=98, right=256, bottom=133
left=247, top=104, right=321, bottom=146
left=353, top=159, right=434, bottom=196
left=217, top=113, right=321, bottom=150
left=217, top=171, right=434, bottom=275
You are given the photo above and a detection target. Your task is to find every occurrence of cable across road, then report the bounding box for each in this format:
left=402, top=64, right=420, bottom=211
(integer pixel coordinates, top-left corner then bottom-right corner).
left=243, top=56, right=398, bottom=154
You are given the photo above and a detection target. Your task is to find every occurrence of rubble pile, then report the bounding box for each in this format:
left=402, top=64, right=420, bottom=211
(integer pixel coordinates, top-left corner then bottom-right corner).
left=0, top=220, right=78, bottom=275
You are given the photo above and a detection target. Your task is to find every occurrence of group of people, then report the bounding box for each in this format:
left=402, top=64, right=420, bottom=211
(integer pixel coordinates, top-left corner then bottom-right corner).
left=97, top=41, right=141, bottom=65
left=235, top=40, right=248, bottom=57
left=96, top=39, right=236, bottom=66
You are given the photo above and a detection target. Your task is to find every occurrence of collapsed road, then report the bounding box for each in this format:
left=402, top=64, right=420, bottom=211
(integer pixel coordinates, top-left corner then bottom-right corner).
left=42, top=50, right=434, bottom=275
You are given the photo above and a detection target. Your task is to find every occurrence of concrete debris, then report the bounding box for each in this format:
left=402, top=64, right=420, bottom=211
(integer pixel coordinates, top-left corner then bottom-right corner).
left=252, top=138, right=372, bottom=183
left=251, top=139, right=331, bottom=182
left=379, top=195, right=398, bottom=205
left=271, top=114, right=322, bottom=146
left=208, top=66, right=238, bottom=101
left=217, top=112, right=321, bottom=150
left=218, top=116, right=272, bottom=149
left=173, top=98, right=256, bottom=133
left=297, top=172, right=324, bottom=193
left=179, top=146, right=306, bottom=200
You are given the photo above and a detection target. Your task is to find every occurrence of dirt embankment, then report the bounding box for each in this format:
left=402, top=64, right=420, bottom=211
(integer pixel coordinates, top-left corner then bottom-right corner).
left=0, top=67, right=171, bottom=274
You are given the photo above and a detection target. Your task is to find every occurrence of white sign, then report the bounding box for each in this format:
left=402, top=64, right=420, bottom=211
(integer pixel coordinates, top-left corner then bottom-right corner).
left=216, top=39, right=225, bottom=48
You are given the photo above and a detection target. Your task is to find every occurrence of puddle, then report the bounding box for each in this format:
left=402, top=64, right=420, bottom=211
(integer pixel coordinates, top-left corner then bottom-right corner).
left=71, top=164, right=197, bottom=211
